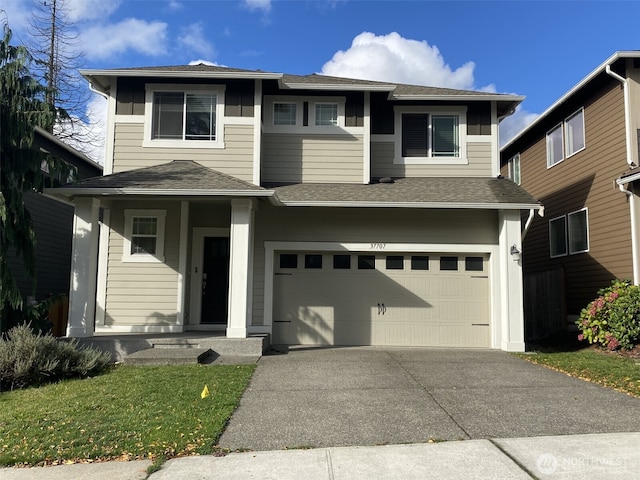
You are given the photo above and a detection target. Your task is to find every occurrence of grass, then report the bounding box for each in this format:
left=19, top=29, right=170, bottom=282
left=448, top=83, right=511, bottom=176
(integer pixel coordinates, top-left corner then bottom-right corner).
left=516, top=339, right=640, bottom=398
left=0, top=364, right=255, bottom=467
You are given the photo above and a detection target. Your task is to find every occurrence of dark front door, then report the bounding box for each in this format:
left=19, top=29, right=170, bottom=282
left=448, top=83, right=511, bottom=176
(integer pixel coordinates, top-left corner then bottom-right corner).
left=201, top=236, right=230, bottom=324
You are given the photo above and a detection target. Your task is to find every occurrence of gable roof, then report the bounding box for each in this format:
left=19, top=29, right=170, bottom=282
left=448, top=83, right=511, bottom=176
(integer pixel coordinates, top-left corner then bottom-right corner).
left=80, top=64, right=523, bottom=115
left=502, top=50, right=640, bottom=153
left=49, top=160, right=273, bottom=198
left=272, top=177, right=540, bottom=209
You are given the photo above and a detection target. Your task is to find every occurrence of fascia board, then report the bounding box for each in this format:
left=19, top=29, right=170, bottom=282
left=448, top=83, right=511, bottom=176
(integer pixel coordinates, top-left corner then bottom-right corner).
left=44, top=188, right=275, bottom=197
left=79, top=69, right=283, bottom=80
left=279, top=201, right=541, bottom=209
left=391, top=94, right=525, bottom=102
left=617, top=172, right=640, bottom=185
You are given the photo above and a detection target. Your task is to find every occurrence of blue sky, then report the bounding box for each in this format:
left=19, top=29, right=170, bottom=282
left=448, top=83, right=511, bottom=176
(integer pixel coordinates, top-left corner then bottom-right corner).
left=2, top=0, right=639, bottom=160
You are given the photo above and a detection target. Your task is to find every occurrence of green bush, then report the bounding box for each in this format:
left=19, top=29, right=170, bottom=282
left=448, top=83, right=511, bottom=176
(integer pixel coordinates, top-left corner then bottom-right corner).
left=576, top=280, right=640, bottom=350
left=0, top=323, right=111, bottom=391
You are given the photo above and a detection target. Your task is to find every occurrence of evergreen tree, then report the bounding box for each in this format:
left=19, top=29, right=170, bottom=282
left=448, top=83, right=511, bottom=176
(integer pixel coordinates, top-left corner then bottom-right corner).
left=0, top=22, right=72, bottom=329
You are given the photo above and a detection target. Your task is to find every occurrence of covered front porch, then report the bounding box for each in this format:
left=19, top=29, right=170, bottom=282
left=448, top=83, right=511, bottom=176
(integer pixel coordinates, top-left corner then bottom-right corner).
left=46, top=160, right=275, bottom=347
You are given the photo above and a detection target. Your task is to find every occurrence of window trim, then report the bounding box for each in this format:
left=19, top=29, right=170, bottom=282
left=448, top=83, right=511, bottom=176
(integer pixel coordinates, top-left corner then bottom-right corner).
left=264, top=95, right=348, bottom=134
left=122, top=209, right=166, bottom=263
left=568, top=208, right=589, bottom=255
left=393, top=106, right=467, bottom=165
left=564, top=108, right=586, bottom=159
left=549, top=214, right=568, bottom=258
left=143, top=83, right=225, bottom=149
left=508, top=153, right=521, bottom=185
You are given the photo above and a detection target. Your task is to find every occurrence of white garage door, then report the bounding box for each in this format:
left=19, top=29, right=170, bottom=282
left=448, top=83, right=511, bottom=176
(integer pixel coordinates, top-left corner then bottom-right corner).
left=273, top=252, right=490, bottom=347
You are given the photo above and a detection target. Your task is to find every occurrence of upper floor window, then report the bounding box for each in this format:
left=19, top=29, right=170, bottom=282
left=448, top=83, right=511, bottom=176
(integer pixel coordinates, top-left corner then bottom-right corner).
left=546, top=108, right=585, bottom=168
left=123, top=209, right=166, bottom=263
left=507, top=153, right=521, bottom=185
left=394, top=106, right=467, bottom=165
left=144, top=84, right=225, bottom=149
left=273, top=102, right=297, bottom=125
left=264, top=96, right=347, bottom=133
left=315, top=103, right=338, bottom=126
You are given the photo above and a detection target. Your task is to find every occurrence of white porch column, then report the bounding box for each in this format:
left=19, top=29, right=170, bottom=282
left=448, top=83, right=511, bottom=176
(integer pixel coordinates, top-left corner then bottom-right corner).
left=67, top=197, right=100, bottom=337
left=498, top=210, right=526, bottom=352
left=227, top=198, right=256, bottom=338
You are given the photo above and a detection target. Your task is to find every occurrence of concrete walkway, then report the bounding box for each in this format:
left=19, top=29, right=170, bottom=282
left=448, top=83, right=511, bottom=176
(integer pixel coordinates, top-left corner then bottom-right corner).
left=4, top=432, right=638, bottom=479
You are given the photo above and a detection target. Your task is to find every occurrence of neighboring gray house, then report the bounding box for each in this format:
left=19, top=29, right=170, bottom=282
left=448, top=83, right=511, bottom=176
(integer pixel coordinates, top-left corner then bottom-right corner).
left=49, top=65, right=540, bottom=352
left=8, top=127, right=102, bottom=306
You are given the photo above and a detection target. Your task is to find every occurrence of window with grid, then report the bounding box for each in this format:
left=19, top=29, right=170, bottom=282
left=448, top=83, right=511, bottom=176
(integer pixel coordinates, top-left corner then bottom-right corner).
left=315, top=103, right=338, bottom=126
left=274, top=102, right=297, bottom=125
left=123, top=210, right=166, bottom=262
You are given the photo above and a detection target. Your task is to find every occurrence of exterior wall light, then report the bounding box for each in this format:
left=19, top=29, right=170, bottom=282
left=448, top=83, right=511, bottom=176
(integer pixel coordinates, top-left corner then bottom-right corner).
left=510, top=245, right=521, bottom=262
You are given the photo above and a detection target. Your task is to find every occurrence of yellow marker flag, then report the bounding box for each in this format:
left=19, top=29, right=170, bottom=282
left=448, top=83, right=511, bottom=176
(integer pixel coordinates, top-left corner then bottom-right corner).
left=201, top=385, right=210, bottom=399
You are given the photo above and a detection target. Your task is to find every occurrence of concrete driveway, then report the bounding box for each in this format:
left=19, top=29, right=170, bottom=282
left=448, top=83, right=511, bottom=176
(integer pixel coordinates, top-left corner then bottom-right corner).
left=217, top=347, right=640, bottom=451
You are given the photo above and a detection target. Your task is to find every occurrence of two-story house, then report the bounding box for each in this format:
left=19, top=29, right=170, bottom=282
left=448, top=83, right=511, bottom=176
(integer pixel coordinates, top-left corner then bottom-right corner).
left=48, top=64, right=540, bottom=352
left=500, top=51, right=640, bottom=339
left=6, top=127, right=102, bottom=322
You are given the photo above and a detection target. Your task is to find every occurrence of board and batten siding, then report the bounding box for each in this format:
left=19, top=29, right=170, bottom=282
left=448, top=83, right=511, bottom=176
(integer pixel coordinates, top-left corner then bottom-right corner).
left=370, top=141, right=493, bottom=178
left=261, top=133, right=364, bottom=184
left=515, top=81, right=631, bottom=315
left=112, top=122, right=254, bottom=182
left=104, top=201, right=181, bottom=326
left=250, top=205, right=498, bottom=325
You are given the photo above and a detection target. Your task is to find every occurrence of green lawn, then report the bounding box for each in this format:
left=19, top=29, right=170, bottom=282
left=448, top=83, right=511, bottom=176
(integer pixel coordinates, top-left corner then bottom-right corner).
left=516, top=349, right=640, bottom=397
left=0, top=364, right=255, bottom=467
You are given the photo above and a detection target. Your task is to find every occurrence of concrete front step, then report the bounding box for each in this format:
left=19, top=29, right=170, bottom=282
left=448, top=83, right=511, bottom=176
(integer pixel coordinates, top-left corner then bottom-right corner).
left=124, top=347, right=214, bottom=366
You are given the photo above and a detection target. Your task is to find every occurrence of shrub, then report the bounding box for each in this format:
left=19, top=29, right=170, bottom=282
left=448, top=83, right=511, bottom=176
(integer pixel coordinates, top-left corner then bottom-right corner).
left=576, top=280, right=640, bottom=350
left=0, top=323, right=112, bottom=391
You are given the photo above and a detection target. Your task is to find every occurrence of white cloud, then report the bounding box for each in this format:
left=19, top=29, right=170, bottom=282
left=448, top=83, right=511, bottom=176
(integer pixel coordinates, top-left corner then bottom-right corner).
left=188, top=59, right=219, bottom=66
left=79, top=18, right=168, bottom=60
left=168, top=1, right=183, bottom=11
left=499, top=106, right=539, bottom=148
left=65, top=0, right=122, bottom=22
left=242, top=0, right=272, bottom=13
left=321, top=32, right=479, bottom=90
left=1, top=0, right=32, bottom=33
left=178, top=23, right=216, bottom=59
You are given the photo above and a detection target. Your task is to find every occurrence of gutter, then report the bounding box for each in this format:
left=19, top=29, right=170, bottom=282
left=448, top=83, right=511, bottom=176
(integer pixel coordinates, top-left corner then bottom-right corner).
left=605, top=64, right=634, bottom=167
left=521, top=206, right=545, bottom=242
left=278, top=200, right=541, bottom=210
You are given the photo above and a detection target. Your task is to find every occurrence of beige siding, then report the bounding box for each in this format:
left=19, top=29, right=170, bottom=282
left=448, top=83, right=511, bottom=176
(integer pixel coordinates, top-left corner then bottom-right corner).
left=261, top=133, right=363, bottom=183
left=104, top=200, right=181, bottom=326
left=251, top=205, right=498, bottom=325
left=112, top=122, right=254, bottom=182
left=517, top=81, right=632, bottom=314
left=371, top=141, right=493, bottom=178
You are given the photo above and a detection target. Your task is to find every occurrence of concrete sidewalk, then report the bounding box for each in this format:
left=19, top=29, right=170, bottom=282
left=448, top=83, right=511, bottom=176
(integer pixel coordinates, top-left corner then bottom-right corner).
left=4, top=432, right=634, bottom=480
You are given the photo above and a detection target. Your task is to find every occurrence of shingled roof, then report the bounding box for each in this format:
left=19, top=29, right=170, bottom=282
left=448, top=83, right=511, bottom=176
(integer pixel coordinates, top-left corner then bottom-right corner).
left=50, top=160, right=273, bottom=198
left=272, top=177, right=540, bottom=209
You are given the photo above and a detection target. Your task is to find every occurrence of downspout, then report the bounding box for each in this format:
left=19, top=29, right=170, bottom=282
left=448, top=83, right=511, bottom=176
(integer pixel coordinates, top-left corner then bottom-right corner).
left=619, top=184, right=640, bottom=285
left=521, top=206, right=544, bottom=243
left=605, top=65, right=633, bottom=166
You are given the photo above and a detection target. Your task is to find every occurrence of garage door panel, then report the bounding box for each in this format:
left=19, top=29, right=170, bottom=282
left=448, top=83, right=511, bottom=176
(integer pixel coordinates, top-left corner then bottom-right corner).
left=273, top=252, right=490, bottom=348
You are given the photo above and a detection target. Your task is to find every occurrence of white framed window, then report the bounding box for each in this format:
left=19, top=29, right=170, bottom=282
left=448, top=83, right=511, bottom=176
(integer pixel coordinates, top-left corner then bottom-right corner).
left=394, top=106, right=467, bottom=165
left=549, top=215, right=567, bottom=258
left=508, top=153, right=521, bottom=185
left=546, top=123, right=564, bottom=168
left=264, top=96, right=347, bottom=133
left=273, top=102, right=297, bottom=125
left=144, top=84, right=225, bottom=149
left=123, top=209, right=166, bottom=263
left=314, top=103, right=338, bottom=126
left=546, top=107, right=586, bottom=168
left=568, top=208, right=589, bottom=254
left=565, top=108, right=585, bottom=158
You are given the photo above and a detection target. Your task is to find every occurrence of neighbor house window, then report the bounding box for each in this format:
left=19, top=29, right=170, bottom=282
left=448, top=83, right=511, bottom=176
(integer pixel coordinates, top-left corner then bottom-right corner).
left=565, top=108, right=585, bottom=157
left=145, top=85, right=224, bottom=148
left=123, top=210, right=166, bottom=263
left=315, top=103, right=338, bottom=126
left=546, top=124, right=564, bottom=167
left=549, top=215, right=567, bottom=258
left=395, top=107, right=466, bottom=164
left=273, top=102, right=297, bottom=125
left=508, top=153, right=521, bottom=185
left=568, top=208, right=589, bottom=254
left=546, top=107, right=586, bottom=167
